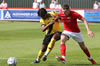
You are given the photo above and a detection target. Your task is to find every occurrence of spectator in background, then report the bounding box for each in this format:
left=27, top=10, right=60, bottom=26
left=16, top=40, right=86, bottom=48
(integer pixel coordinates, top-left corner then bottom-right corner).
left=0, top=0, right=8, bottom=9
left=55, top=1, right=61, bottom=9
left=93, top=0, right=99, bottom=9
left=52, top=0, right=56, bottom=3
left=50, top=1, right=56, bottom=9
left=37, top=0, right=42, bottom=3
left=37, top=0, right=42, bottom=7
left=40, top=0, right=46, bottom=8
left=98, top=2, right=100, bottom=9
left=32, top=0, right=39, bottom=8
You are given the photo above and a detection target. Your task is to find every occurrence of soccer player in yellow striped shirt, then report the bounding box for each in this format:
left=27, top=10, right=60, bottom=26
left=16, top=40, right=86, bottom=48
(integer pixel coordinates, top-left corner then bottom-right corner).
left=32, top=8, right=61, bottom=63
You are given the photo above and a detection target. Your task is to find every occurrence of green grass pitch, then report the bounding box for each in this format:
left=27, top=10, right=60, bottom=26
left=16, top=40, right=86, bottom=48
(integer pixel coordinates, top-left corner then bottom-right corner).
left=0, top=22, right=100, bottom=66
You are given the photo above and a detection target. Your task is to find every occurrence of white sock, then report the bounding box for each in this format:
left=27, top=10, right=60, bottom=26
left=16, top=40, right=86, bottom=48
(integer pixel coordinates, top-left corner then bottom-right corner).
left=88, top=56, right=92, bottom=59
left=36, top=58, right=40, bottom=61
left=43, top=51, right=50, bottom=57
left=62, top=56, right=66, bottom=60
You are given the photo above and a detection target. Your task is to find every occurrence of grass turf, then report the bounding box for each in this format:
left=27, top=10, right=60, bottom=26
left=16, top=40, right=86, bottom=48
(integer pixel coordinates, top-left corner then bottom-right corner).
left=0, top=22, right=100, bottom=66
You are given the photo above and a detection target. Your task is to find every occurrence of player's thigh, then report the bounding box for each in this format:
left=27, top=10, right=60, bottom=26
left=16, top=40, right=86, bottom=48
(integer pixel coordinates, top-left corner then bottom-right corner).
left=61, top=31, right=70, bottom=40
left=42, top=34, right=53, bottom=45
left=52, top=32, right=62, bottom=40
left=61, top=34, right=69, bottom=43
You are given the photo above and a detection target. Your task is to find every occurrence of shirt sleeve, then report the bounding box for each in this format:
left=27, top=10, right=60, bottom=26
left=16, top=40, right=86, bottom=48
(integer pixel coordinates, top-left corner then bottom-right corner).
left=74, top=12, right=83, bottom=20
left=40, top=19, right=45, bottom=25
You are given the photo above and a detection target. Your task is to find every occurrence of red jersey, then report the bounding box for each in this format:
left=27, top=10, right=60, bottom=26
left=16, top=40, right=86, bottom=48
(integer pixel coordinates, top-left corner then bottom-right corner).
left=59, top=9, right=83, bottom=32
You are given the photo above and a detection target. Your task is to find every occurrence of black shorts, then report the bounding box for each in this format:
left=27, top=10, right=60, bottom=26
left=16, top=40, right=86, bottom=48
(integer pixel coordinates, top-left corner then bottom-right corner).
left=42, top=32, right=62, bottom=45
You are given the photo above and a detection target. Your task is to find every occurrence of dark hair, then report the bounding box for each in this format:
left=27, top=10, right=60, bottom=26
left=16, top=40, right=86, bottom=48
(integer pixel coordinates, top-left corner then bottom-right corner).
left=37, top=8, right=47, bottom=18
left=62, top=4, right=69, bottom=10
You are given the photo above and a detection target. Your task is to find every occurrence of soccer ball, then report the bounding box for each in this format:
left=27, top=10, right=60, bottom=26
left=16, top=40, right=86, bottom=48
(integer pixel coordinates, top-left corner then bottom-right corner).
left=7, top=57, right=17, bottom=66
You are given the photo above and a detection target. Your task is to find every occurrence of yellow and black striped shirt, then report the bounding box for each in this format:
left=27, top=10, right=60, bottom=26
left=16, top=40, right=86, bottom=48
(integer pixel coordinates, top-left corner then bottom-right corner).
left=40, top=15, right=60, bottom=35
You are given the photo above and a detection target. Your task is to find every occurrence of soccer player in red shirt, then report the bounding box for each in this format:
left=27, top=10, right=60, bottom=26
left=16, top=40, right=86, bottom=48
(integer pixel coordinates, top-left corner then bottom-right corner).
left=56, top=4, right=96, bottom=64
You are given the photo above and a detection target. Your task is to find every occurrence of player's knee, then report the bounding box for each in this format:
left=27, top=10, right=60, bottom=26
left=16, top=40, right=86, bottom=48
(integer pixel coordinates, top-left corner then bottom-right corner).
left=41, top=48, right=47, bottom=52
left=52, top=33, right=60, bottom=40
left=61, top=37, right=66, bottom=43
left=61, top=40, right=66, bottom=44
left=61, top=34, right=69, bottom=43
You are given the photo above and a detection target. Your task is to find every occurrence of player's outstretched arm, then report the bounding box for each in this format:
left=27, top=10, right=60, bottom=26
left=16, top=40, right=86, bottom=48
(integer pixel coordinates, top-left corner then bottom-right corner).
left=81, top=18, right=95, bottom=37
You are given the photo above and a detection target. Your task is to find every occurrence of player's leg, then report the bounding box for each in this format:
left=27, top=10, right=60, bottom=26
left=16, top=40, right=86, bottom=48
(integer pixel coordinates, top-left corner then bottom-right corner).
left=72, top=32, right=96, bottom=64
left=43, top=32, right=61, bottom=61
left=42, top=38, right=56, bottom=61
left=56, top=34, right=69, bottom=64
left=32, top=35, right=50, bottom=63
left=78, top=42, right=96, bottom=64
left=32, top=44, right=47, bottom=63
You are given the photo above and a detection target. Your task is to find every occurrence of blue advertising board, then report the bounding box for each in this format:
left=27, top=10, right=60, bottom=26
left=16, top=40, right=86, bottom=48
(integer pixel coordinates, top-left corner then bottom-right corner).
left=3, top=10, right=40, bottom=20
left=0, top=10, right=1, bottom=20
left=84, top=10, right=100, bottom=22
left=3, top=9, right=60, bottom=21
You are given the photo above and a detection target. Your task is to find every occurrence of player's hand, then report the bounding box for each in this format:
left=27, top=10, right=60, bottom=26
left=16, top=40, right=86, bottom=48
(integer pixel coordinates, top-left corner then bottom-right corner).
left=88, top=31, right=95, bottom=37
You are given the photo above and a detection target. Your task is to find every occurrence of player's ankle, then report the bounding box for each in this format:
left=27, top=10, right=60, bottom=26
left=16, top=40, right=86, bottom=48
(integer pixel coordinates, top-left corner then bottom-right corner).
left=36, top=58, right=40, bottom=61
left=62, top=56, right=66, bottom=60
left=88, top=56, right=92, bottom=59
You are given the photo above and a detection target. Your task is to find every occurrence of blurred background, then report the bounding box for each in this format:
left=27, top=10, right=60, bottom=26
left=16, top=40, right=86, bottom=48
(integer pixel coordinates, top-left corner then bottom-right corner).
left=0, top=0, right=100, bottom=9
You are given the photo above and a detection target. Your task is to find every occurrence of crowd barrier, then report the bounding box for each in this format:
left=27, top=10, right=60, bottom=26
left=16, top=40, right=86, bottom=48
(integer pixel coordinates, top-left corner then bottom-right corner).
left=0, top=8, right=100, bottom=22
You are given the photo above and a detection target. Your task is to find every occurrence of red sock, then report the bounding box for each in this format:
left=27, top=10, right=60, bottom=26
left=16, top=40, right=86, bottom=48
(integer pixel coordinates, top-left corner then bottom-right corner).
left=83, top=48, right=90, bottom=57
left=60, top=44, right=66, bottom=56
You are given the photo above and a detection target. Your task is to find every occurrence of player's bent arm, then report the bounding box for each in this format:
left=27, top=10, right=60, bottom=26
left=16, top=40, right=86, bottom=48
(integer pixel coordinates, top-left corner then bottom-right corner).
left=41, top=21, right=54, bottom=32
left=80, top=18, right=94, bottom=37
left=41, top=18, right=59, bottom=32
